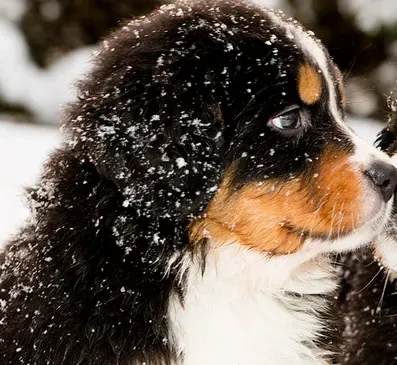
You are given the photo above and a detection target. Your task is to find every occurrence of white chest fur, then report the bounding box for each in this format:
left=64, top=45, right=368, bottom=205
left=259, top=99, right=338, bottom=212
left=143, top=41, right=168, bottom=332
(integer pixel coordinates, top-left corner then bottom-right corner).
left=168, top=244, right=337, bottom=365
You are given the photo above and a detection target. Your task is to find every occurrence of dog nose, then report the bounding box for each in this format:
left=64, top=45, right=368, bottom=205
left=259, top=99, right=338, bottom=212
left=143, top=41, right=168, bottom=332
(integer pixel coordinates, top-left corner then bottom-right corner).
left=364, top=161, right=397, bottom=203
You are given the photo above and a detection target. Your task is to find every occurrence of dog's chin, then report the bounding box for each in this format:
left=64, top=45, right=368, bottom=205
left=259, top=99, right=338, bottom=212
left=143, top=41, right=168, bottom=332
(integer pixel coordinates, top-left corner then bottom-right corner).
left=374, top=235, right=397, bottom=275
left=302, top=199, right=393, bottom=256
left=373, top=198, right=397, bottom=273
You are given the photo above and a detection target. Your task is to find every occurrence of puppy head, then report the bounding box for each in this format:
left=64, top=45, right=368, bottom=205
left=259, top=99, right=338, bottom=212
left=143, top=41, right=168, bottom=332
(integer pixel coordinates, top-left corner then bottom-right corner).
left=65, top=0, right=396, bottom=257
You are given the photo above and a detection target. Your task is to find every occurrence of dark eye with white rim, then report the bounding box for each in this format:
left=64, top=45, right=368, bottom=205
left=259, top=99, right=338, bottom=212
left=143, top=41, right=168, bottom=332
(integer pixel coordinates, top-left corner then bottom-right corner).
left=269, top=106, right=302, bottom=131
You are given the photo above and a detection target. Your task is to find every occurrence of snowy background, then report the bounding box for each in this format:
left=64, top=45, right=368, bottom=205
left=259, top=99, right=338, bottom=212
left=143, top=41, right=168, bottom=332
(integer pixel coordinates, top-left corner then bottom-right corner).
left=0, top=0, right=396, bottom=247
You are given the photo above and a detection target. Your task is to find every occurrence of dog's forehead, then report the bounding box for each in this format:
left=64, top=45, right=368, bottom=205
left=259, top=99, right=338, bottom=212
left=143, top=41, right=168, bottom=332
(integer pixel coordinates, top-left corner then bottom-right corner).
left=252, top=13, right=348, bottom=133
left=145, top=1, right=342, bottom=107
left=266, top=10, right=342, bottom=104
left=189, top=2, right=343, bottom=110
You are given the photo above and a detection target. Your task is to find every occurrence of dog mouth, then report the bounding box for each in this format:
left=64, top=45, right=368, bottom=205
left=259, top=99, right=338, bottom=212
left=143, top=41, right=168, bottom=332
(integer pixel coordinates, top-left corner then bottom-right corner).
left=282, top=222, right=345, bottom=242
left=284, top=200, right=393, bottom=250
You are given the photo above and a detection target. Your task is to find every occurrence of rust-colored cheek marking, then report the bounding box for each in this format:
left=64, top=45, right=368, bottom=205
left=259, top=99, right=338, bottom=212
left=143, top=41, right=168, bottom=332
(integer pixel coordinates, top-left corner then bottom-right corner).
left=190, top=147, right=364, bottom=255
left=298, top=63, right=322, bottom=105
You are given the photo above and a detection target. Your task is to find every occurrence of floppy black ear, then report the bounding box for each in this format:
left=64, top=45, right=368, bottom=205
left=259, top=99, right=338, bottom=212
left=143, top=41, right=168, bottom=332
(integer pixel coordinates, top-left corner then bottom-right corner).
left=65, top=56, right=227, bottom=222
left=62, top=14, right=238, bottom=222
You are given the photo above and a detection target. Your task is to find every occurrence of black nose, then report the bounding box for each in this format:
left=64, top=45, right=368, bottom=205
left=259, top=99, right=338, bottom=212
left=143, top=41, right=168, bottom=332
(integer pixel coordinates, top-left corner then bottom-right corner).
left=364, top=161, right=397, bottom=203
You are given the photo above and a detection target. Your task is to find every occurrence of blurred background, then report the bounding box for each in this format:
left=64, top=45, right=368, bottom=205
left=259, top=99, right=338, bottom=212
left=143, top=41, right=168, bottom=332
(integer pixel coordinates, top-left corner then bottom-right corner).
left=0, top=0, right=397, bottom=243
left=1, top=0, right=397, bottom=124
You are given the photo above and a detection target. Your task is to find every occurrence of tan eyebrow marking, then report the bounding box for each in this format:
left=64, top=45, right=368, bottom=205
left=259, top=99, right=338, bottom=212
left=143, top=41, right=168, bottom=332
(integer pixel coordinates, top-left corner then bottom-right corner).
left=297, top=63, right=322, bottom=105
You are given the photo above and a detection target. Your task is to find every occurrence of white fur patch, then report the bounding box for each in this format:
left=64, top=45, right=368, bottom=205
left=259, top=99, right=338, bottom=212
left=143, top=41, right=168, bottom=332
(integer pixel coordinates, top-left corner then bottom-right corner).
left=376, top=236, right=397, bottom=276
left=391, top=153, right=397, bottom=168
left=168, top=244, right=336, bottom=365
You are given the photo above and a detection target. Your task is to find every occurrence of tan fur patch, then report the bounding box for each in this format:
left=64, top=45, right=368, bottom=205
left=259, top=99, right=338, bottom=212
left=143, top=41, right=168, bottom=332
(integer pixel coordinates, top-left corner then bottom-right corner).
left=217, top=104, right=224, bottom=127
left=297, top=63, right=322, bottom=105
left=190, top=146, right=364, bottom=255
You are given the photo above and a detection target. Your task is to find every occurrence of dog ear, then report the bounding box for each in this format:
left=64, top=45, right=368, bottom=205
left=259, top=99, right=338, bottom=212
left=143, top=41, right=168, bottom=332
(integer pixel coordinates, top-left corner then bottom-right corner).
left=65, top=78, right=226, bottom=221
left=375, top=124, right=397, bottom=154
left=62, top=19, right=237, bottom=223
left=375, top=93, right=397, bottom=155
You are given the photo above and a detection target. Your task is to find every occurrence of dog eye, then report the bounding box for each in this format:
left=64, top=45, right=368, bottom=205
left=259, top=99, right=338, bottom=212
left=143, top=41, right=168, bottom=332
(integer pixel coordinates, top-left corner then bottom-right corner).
left=269, top=106, right=301, bottom=130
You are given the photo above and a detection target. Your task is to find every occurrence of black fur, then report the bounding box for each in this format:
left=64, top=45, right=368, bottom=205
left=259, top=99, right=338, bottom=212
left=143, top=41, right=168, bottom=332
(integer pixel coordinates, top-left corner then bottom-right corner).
left=0, top=1, right=351, bottom=364
left=337, top=248, right=397, bottom=365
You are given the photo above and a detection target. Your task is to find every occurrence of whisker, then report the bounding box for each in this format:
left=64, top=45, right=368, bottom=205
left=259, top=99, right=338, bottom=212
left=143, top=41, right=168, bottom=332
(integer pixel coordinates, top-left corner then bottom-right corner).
left=343, top=56, right=356, bottom=81
left=376, top=270, right=390, bottom=316
left=357, top=267, right=384, bottom=294
left=365, top=259, right=378, bottom=268
left=336, top=201, right=346, bottom=240
left=327, top=199, right=339, bottom=240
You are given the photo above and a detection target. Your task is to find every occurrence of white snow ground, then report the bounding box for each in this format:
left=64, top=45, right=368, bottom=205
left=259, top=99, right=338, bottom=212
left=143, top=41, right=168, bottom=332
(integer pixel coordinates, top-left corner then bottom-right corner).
left=0, top=116, right=386, bottom=249
left=0, top=119, right=59, bottom=245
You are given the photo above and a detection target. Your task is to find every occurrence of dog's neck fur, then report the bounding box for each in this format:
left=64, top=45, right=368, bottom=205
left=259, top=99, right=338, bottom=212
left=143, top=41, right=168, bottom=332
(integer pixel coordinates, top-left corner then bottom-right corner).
left=168, top=243, right=337, bottom=365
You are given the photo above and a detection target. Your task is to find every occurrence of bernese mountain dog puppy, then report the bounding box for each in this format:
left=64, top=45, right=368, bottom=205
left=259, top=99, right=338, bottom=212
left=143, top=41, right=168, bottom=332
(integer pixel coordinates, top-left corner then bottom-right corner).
left=337, top=97, right=397, bottom=365
left=1, top=1, right=397, bottom=364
